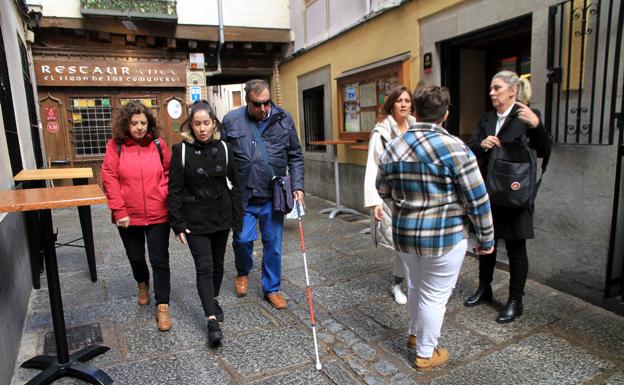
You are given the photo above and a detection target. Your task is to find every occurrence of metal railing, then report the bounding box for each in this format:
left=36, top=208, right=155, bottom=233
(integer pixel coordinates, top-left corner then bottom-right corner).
left=80, top=0, right=177, bottom=19
left=545, top=0, right=623, bottom=145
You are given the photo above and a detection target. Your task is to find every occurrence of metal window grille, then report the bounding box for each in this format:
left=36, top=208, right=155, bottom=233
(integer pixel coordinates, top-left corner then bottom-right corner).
left=70, top=97, right=112, bottom=156
left=546, top=0, right=624, bottom=145
left=302, top=86, right=326, bottom=152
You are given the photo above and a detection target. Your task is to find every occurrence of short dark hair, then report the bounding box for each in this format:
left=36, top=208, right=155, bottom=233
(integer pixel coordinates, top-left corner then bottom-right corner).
left=244, top=79, right=270, bottom=101
left=412, top=86, right=450, bottom=123
left=112, top=100, right=159, bottom=140
left=382, top=86, right=413, bottom=116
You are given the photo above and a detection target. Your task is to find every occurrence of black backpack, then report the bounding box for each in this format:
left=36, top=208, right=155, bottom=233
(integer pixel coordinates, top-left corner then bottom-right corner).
left=116, top=138, right=164, bottom=165
left=485, top=135, right=549, bottom=211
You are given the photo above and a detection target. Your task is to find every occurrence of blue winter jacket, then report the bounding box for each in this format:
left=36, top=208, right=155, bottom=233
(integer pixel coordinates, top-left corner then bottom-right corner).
left=222, top=104, right=304, bottom=204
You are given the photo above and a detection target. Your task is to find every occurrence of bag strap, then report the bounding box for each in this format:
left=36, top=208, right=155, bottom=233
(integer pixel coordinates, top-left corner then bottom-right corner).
left=221, top=140, right=228, bottom=168
left=117, top=138, right=164, bottom=166
left=181, top=142, right=186, bottom=168
left=154, top=138, right=164, bottom=165
left=248, top=123, right=275, bottom=178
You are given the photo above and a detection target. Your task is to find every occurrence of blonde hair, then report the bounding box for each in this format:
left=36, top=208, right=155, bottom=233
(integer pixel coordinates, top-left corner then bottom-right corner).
left=492, top=70, right=532, bottom=105
left=517, top=77, right=532, bottom=105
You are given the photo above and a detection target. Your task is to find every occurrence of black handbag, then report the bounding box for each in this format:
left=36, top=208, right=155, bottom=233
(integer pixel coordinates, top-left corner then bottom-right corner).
left=249, top=123, right=294, bottom=214
left=486, top=136, right=541, bottom=210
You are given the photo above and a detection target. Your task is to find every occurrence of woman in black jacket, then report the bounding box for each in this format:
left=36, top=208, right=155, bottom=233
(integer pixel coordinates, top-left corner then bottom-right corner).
left=464, top=71, right=551, bottom=323
left=168, top=101, right=243, bottom=346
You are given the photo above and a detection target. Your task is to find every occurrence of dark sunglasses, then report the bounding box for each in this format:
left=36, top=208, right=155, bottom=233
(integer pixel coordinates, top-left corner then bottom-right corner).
left=250, top=99, right=271, bottom=108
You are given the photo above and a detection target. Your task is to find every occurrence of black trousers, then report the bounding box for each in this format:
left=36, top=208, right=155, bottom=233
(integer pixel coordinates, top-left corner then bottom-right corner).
left=478, top=239, right=528, bottom=301
left=186, top=230, right=229, bottom=317
left=118, top=222, right=171, bottom=305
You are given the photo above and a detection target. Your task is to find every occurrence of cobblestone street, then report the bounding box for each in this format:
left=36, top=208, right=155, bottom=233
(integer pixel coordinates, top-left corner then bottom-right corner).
left=10, top=195, right=624, bottom=385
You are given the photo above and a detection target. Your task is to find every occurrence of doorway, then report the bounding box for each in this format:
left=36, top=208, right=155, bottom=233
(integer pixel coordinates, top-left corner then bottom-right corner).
left=440, top=15, right=532, bottom=142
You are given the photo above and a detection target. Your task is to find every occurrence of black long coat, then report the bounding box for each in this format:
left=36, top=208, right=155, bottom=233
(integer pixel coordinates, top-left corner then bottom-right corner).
left=467, top=104, right=551, bottom=240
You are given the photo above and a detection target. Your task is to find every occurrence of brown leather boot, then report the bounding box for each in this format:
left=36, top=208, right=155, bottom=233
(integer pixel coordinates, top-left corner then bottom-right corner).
left=264, top=292, right=287, bottom=309
left=137, top=282, right=150, bottom=306
left=234, top=275, right=249, bottom=297
left=156, top=304, right=172, bottom=332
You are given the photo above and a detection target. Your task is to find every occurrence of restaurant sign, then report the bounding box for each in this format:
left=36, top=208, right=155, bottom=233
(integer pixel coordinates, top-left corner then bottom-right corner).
left=34, top=58, right=187, bottom=87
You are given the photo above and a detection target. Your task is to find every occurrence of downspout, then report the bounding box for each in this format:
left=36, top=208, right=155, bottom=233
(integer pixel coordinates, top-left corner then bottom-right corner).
left=206, top=0, right=224, bottom=77
left=365, top=0, right=371, bottom=15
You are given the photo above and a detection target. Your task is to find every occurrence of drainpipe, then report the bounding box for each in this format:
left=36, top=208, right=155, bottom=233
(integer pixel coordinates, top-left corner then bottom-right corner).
left=365, top=0, right=371, bottom=15
left=206, top=0, right=224, bottom=77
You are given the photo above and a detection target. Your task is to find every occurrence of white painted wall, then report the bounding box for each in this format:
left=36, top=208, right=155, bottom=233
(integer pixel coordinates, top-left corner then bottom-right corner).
left=1, top=0, right=38, bottom=184
left=291, top=0, right=402, bottom=52
left=207, top=84, right=246, bottom=121
left=30, top=0, right=290, bottom=28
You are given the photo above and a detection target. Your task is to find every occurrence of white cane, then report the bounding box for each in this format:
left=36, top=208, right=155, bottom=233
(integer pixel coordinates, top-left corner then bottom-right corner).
left=295, top=201, right=322, bottom=370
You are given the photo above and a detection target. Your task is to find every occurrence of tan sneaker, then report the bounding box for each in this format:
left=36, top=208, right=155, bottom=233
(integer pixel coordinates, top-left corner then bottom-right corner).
left=415, top=348, right=449, bottom=371
left=156, top=304, right=172, bottom=332
left=137, top=282, right=150, bottom=306
left=407, top=335, right=417, bottom=349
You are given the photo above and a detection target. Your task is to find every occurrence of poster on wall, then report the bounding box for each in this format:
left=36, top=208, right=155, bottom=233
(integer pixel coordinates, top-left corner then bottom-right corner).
left=344, top=104, right=360, bottom=132
left=345, top=85, right=357, bottom=102
left=359, top=82, right=377, bottom=108
left=360, top=110, right=377, bottom=132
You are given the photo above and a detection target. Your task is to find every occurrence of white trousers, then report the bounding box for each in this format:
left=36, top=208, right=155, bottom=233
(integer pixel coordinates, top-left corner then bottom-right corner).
left=399, top=239, right=467, bottom=358
left=393, top=253, right=408, bottom=280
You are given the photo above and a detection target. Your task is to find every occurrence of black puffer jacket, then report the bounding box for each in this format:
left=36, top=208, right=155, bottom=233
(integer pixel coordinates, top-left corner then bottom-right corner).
left=168, top=138, right=243, bottom=235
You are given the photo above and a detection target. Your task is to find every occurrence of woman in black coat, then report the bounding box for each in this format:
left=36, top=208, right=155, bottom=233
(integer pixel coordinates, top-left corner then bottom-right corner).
left=168, top=101, right=243, bottom=346
left=464, top=71, right=550, bottom=323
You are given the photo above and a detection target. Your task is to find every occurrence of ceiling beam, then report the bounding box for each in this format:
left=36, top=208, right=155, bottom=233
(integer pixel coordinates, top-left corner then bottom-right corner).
left=39, top=17, right=291, bottom=43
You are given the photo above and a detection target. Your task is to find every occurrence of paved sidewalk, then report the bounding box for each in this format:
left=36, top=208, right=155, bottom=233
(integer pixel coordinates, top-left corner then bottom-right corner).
left=10, top=195, right=624, bottom=385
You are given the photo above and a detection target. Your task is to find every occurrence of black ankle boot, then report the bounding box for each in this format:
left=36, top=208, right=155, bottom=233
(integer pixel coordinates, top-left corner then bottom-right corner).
left=207, top=319, right=223, bottom=347
left=496, top=299, right=523, bottom=323
left=214, top=299, right=224, bottom=322
left=464, top=285, right=493, bottom=307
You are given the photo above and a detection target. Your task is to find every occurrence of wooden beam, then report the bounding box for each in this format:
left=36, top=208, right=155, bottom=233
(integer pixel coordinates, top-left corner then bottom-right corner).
left=39, top=17, right=291, bottom=43
left=97, top=31, right=110, bottom=42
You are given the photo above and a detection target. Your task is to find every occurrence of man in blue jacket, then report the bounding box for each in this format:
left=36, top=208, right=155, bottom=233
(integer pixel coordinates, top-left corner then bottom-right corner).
left=222, top=79, right=304, bottom=309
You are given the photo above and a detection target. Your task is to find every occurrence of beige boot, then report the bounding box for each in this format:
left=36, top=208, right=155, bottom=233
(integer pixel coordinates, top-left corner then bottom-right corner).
left=137, top=282, right=150, bottom=306
left=156, top=304, right=172, bottom=332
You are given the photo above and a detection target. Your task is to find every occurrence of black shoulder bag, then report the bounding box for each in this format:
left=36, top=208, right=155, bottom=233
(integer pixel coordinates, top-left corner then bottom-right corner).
left=486, top=135, right=546, bottom=211
left=248, top=123, right=294, bottom=214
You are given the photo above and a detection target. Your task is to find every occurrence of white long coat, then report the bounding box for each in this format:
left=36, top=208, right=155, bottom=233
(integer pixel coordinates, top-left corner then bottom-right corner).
left=363, top=114, right=417, bottom=249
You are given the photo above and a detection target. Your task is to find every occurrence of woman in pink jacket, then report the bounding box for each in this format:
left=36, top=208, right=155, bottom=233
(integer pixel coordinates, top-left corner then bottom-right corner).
left=101, top=101, right=173, bottom=332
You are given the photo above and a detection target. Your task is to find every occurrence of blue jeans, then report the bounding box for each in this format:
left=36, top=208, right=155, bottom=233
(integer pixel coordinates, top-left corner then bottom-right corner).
left=233, top=199, right=284, bottom=294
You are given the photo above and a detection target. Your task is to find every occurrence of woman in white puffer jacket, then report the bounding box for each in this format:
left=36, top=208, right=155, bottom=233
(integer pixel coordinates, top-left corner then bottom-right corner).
left=364, top=85, right=416, bottom=305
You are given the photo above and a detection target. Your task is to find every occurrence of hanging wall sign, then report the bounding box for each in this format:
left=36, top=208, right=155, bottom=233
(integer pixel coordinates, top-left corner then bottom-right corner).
left=423, top=52, right=433, bottom=73
left=167, top=99, right=183, bottom=119
left=47, top=121, right=60, bottom=134
left=45, top=106, right=57, bottom=121
left=34, top=58, right=187, bottom=87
